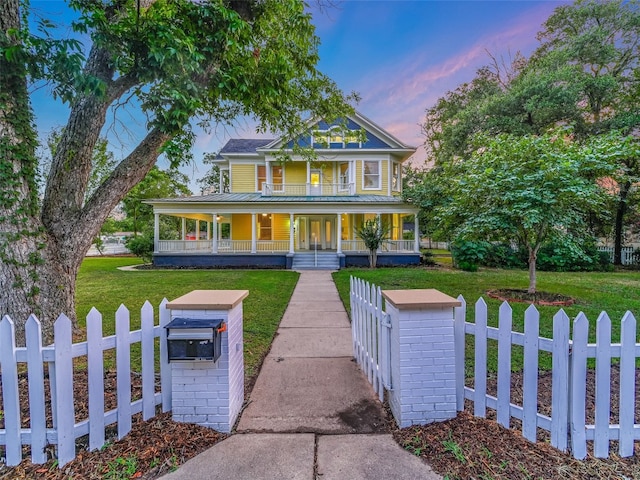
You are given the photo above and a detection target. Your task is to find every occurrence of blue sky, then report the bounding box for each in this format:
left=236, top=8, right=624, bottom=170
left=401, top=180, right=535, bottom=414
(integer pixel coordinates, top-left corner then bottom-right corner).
left=30, top=0, right=568, bottom=190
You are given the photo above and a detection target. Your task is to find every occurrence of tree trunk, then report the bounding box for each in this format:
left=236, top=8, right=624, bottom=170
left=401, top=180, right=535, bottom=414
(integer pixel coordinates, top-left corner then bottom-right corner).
left=527, top=246, right=538, bottom=294
left=369, top=249, right=378, bottom=268
left=613, top=180, right=631, bottom=265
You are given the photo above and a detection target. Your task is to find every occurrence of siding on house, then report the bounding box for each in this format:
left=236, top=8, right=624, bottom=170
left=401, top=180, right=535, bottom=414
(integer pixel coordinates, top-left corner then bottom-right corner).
left=231, top=213, right=252, bottom=240
left=231, top=164, right=256, bottom=193
left=285, top=162, right=307, bottom=184
left=272, top=214, right=290, bottom=240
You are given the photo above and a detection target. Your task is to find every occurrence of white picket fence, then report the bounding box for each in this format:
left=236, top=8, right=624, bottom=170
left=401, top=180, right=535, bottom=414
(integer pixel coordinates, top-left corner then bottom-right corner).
left=0, top=300, right=171, bottom=467
left=455, top=297, right=639, bottom=459
left=349, top=276, right=391, bottom=401
left=597, top=246, right=636, bottom=265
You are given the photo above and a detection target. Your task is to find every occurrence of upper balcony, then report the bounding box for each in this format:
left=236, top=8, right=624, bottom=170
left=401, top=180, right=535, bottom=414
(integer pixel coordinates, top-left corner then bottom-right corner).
left=262, top=182, right=355, bottom=196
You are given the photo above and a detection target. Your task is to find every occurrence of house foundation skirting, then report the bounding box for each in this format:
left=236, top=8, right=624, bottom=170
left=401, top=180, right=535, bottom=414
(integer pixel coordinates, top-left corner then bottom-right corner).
left=153, top=253, right=292, bottom=269
left=152, top=252, right=420, bottom=269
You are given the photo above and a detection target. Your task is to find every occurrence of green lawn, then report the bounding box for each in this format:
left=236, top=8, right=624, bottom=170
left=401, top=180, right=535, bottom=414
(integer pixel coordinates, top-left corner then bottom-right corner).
left=77, top=257, right=298, bottom=379
left=333, top=267, right=640, bottom=374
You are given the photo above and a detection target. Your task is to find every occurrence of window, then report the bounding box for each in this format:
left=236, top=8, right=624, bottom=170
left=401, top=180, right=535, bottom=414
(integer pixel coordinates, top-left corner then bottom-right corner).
left=339, top=162, right=350, bottom=190
left=257, top=165, right=266, bottom=192
left=257, top=165, right=283, bottom=192
left=363, top=160, right=380, bottom=189
left=392, top=162, right=401, bottom=192
left=272, top=165, right=283, bottom=190
left=258, top=214, right=272, bottom=240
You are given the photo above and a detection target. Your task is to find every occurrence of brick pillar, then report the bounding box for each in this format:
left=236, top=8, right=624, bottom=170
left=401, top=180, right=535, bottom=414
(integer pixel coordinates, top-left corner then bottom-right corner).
left=382, top=289, right=460, bottom=427
left=166, top=290, right=247, bottom=433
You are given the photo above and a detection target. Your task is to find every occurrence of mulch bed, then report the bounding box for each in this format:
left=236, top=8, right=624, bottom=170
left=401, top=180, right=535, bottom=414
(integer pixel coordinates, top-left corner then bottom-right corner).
left=487, top=288, right=575, bottom=306
left=393, top=366, right=640, bottom=480
left=1, top=361, right=638, bottom=478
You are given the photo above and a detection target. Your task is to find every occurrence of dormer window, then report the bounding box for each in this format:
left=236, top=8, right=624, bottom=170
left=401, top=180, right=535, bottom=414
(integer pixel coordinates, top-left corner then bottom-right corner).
left=313, top=127, right=362, bottom=148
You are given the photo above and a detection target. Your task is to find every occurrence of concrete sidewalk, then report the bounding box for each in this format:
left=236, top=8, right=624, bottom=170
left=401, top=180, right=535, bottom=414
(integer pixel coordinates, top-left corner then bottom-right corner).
left=161, top=271, right=441, bottom=480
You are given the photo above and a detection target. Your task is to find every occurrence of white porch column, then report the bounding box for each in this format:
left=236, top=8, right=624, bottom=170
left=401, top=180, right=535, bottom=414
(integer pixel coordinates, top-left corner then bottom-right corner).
left=414, top=215, right=420, bottom=253
left=289, top=213, right=295, bottom=254
left=306, top=161, right=311, bottom=195
left=212, top=213, right=218, bottom=253
left=336, top=213, right=342, bottom=254
left=196, top=220, right=200, bottom=240
left=207, top=221, right=211, bottom=240
left=266, top=160, right=272, bottom=187
left=181, top=217, right=186, bottom=241
left=251, top=213, right=257, bottom=253
left=219, top=169, right=225, bottom=193
left=154, top=213, right=159, bottom=253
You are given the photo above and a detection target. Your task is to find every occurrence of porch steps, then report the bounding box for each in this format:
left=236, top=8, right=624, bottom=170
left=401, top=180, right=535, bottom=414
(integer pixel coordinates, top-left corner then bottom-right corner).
left=292, top=252, right=340, bottom=270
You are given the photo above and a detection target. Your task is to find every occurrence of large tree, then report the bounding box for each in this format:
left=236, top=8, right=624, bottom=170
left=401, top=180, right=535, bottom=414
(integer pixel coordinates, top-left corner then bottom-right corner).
left=0, top=0, right=354, bottom=343
left=533, top=0, right=640, bottom=264
left=436, top=130, right=612, bottom=293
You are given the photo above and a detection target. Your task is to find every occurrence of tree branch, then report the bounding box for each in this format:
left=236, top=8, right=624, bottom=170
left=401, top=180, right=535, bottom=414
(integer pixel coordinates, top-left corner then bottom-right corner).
left=79, top=127, right=171, bottom=237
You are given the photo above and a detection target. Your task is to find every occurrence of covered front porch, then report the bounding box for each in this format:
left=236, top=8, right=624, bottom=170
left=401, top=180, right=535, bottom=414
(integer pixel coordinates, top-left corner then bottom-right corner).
left=153, top=212, right=420, bottom=255
left=148, top=194, right=421, bottom=269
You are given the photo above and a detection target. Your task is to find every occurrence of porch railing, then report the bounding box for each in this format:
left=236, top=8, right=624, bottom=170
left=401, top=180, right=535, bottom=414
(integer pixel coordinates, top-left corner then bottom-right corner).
left=263, top=182, right=355, bottom=196
left=157, top=239, right=416, bottom=254
left=341, top=240, right=416, bottom=253
left=156, top=240, right=290, bottom=253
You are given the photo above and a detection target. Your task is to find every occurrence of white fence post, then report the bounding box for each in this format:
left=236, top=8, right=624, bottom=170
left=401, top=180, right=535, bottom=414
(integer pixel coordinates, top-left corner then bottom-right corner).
left=474, top=298, right=488, bottom=418
left=141, top=301, right=156, bottom=421
left=570, top=313, right=589, bottom=460
left=496, top=302, right=512, bottom=429
left=594, top=312, right=612, bottom=458
left=522, top=305, right=540, bottom=442
left=165, top=290, right=248, bottom=433
left=25, top=315, right=47, bottom=464
left=116, top=305, right=132, bottom=440
left=159, top=298, right=172, bottom=412
left=54, top=314, right=76, bottom=467
left=551, top=309, right=570, bottom=452
left=0, top=316, right=22, bottom=466
left=87, top=307, right=105, bottom=451
left=382, top=288, right=461, bottom=427
left=454, top=296, right=466, bottom=412
left=619, top=311, right=637, bottom=457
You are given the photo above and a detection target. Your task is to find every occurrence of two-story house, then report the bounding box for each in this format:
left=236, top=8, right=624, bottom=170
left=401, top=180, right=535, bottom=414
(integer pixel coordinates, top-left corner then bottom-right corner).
left=146, top=111, right=421, bottom=269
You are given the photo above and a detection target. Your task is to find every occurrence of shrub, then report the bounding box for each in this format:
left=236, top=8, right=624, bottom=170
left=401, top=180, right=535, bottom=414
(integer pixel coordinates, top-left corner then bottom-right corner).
left=125, top=233, right=154, bottom=263
left=450, top=240, right=489, bottom=271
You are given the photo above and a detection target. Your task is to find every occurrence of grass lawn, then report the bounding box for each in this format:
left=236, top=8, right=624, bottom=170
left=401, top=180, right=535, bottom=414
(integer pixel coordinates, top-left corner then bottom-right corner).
left=76, top=257, right=298, bottom=379
left=333, top=266, right=640, bottom=374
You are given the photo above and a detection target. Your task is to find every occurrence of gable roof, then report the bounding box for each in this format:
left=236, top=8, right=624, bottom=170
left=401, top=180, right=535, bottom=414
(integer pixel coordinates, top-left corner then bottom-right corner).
left=219, top=138, right=274, bottom=155
left=260, top=110, right=415, bottom=152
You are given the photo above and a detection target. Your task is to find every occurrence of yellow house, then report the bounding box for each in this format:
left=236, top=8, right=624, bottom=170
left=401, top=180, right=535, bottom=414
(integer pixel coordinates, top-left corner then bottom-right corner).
left=147, top=112, right=420, bottom=269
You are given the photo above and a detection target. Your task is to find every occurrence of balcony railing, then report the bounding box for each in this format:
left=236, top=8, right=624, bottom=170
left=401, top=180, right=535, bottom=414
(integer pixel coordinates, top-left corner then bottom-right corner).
left=262, top=182, right=355, bottom=196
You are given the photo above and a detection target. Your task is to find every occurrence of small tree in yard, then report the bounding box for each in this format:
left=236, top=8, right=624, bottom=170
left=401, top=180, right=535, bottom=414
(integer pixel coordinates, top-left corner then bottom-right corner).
left=437, top=129, right=612, bottom=293
left=356, top=218, right=391, bottom=268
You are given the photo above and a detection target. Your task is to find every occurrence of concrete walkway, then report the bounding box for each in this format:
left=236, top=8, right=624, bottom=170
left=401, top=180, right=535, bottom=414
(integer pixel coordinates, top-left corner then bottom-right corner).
left=161, top=271, right=441, bottom=480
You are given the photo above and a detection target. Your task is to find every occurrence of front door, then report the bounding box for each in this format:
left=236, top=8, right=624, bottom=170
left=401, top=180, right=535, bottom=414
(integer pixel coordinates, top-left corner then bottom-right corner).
left=298, top=216, right=335, bottom=250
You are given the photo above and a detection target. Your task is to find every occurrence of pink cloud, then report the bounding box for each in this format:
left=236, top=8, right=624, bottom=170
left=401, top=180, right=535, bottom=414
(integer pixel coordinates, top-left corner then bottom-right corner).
left=357, top=2, right=562, bottom=159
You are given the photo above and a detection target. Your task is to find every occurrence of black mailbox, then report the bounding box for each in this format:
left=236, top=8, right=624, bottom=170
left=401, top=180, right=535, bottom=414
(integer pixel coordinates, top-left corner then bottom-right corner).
left=165, top=317, right=226, bottom=362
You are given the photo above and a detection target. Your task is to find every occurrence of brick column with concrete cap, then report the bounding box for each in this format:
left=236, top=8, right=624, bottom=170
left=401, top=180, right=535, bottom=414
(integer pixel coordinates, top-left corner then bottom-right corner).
left=382, top=289, right=461, bottom=428
left=166, top=290, right=248, bottom=432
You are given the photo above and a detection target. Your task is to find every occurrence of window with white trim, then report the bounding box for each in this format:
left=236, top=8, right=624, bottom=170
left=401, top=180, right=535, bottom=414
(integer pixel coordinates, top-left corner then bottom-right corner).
left=392, top=162, right=401, bottom=192
left=362, top=160, right=380, bottom=189
left=339, top=162, right=350, bottom=190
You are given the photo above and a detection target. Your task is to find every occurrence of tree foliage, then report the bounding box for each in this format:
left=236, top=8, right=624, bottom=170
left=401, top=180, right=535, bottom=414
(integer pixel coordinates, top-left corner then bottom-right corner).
left=435, top=129, right=613, bottom=293
left=355, top=217, right=391, bottom=268
left=419, top=0, right=640, bottom=266
left=0, top=0, right=354, bottom=343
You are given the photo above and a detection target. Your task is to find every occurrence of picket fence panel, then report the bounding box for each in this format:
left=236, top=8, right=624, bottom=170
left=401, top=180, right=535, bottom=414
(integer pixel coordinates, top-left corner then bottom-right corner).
left=597, top=246, right=635, bottom=265
left=349, top=276, right=391, bottom=401
left=0, top=300, right=171, bottom=467
left=455, top=297, right=640, bottom=459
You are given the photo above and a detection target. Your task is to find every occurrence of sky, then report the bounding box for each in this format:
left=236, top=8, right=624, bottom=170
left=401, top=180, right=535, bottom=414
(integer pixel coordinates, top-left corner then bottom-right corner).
left=30, top=0, right=569, bottom=191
